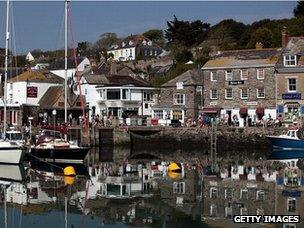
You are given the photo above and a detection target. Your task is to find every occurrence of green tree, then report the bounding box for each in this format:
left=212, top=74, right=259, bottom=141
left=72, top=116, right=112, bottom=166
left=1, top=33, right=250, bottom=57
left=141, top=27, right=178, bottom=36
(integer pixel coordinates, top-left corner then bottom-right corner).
left=95, top=32, right=119, bottom=50
left=165, top=15, right=210, bottom=47
left=142, top=29, right=165, bottom=47
left=247, top=27, right=275, bottom=48
left=294, top=1, right=304, bottom=18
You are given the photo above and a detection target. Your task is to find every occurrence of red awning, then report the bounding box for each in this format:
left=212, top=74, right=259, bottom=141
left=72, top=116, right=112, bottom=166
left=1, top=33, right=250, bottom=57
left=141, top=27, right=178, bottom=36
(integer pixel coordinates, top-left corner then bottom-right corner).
left=202, top=107, right=221, bottom=114
left=256, top=107, right=265, bottom=115
left=239, top=108, right=248, bottom=115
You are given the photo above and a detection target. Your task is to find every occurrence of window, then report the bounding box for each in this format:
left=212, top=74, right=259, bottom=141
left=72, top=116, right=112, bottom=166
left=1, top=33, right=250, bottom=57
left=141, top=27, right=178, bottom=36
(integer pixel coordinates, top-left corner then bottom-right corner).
left=287, top=198, right=296, bottom=212
left=143, top=92, right=153, bottom=101
left=284, top=55, right=297, bottom=66
left=210, top=72, right=217, bottom=82
left=241, top=69, right=248, bottom=80
left=154, top=110, right=163, bottom=119
left=257, top=88, right=265, bottom=98
left=173, top=94, right=185, bottom=105
left=173, top=182, right=185, bottom=194
left=225, top=88, right=233, bottom=99
left=210, top=187, right=218, bottom=198
left=154, top=50, right=157, bottom=56
left=129, top=49, right=132, bottom=57
left=84, top=89, right=87, bottom=95
left=150, top=50, right=153, bottom=56
left=172, top=110, right=183, bottom=120
left=100, top=89, right=106, bottom=100
left=210, top=89, right=218, bottom=100
left=240, top=207, right=248, bottom=215
left=225, top=70, right=233, bottom=81
left=225, top=188, right=233, bottom=199
left=225, top=205, right=233, bottom=218
left=288, top=78, right=297, bottom=92
left=257, top=208, right=264, bottom=215
left=107, top=89, right=121, bottom=100
left=241, top=88, right=248, bottom=99
left=257, top=69, right=265, bottom=80
left=210, top=204, right=217, bottom=217
left=283, top=224, right=296, bottom=228
left=256, top=190, right=265, bottom=201
left=240, top=189, right=248, bottom=200
left=122, top=89, right=129, bottom=100
left=144, top=103, right=149, bottom=109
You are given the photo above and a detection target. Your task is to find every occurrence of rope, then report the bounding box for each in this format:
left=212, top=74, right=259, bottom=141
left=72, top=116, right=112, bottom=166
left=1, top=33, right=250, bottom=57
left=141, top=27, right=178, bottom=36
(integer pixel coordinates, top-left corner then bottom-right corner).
left=67, top=6, right=89, bottom=142
left=26, top=152, right=64, bottom=170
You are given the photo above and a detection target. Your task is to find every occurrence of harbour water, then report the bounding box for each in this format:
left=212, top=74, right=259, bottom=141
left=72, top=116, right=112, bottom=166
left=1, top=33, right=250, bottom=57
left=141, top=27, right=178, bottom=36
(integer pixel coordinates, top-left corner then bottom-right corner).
left=0, top=147, right=303, bottom=227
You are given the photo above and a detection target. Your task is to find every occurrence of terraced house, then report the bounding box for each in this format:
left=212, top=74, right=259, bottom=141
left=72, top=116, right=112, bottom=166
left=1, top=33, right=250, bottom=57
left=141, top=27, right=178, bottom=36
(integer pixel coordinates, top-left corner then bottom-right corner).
left=276, top=33, right=304, bottom=123
left=202, top=46, right=280, bottom=126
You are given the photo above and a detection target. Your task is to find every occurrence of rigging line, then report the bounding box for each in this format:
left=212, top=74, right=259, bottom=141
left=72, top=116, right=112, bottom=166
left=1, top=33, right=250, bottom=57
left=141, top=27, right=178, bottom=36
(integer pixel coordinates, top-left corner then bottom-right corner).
left=67, top=7, right=89, bottom=140
left=10, top=3, right=18, bottom=72
left=54, top=6, right=65, bottom=62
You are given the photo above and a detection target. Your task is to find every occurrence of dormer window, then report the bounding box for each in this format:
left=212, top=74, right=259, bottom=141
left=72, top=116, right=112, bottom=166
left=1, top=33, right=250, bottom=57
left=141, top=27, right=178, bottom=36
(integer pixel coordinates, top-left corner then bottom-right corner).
left=122, top=42, right=126, bottom=47
left=142, top=40, right=147, bottom=45
left=284, top=55, right=297, bottom=67
left=147, top=41, right=152, bottom=46
left=129, top=41, right=133, bottom=46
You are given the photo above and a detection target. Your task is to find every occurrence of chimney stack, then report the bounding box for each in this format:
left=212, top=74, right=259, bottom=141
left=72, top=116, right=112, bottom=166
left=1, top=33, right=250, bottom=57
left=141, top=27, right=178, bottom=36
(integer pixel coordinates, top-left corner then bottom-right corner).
left=110, top=61, right=117, bottom=75
left=281, top=27, right=289, bottom=48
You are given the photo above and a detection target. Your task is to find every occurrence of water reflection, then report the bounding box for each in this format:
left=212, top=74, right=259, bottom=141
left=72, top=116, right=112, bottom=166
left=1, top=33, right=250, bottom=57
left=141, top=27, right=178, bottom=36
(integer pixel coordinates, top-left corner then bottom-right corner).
left=1, top=148, right=304, bottom=227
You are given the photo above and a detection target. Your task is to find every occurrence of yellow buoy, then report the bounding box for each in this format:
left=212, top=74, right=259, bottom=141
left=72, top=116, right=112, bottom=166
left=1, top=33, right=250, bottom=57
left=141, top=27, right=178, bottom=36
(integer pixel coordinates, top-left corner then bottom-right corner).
left=63, top=166, right=76, bottom=176
left=167, top=171, right=181, bottom=180
left=168, top=162, right=181, bottom=172
left=64, top=176, right=75, bottom=185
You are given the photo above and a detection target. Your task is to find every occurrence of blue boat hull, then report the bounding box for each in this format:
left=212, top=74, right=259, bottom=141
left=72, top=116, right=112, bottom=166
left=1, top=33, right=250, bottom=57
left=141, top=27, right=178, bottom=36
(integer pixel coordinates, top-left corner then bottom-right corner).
left=267, top=136, right=304, bottom=149
left=269, top=149, right=304, bottom=160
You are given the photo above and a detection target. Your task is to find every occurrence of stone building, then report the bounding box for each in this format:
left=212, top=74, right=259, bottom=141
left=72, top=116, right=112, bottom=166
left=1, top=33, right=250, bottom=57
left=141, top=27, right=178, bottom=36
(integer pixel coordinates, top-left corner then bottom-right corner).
left=151, top=69, right=203, bottom=125
left=202, top=175, right=276, bottom=226
left=276, top=33, right=304, bottom=123
left=202, top=47, right=280, bottom=126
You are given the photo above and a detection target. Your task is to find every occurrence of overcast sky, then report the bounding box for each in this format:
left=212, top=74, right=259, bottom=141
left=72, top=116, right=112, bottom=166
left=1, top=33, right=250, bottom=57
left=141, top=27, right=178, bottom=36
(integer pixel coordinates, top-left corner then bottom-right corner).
left=0, top=1, right=297, bottom=54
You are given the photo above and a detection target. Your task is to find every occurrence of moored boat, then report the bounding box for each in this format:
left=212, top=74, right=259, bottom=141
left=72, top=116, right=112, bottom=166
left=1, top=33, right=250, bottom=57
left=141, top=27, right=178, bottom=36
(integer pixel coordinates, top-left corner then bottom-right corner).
left=267, top=127, right=304, bottom=149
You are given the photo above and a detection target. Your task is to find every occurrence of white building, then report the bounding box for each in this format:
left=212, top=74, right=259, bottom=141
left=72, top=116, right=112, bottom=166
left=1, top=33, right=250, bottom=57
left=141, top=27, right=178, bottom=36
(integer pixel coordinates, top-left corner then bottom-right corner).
left=25, top=52, right=35, bottom=62
left=107, top=35, right=163, bottom=62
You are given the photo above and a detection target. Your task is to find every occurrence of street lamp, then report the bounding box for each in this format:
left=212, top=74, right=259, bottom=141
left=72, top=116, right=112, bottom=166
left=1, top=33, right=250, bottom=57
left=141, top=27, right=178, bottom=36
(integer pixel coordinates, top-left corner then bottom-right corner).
left=28, top=116, right=33, bottom=141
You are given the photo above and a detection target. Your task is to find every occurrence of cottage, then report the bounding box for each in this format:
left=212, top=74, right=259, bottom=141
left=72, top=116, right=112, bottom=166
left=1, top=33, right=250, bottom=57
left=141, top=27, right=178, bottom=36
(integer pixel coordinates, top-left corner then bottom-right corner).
left=152, top=69, right=203, bottom=125
left=202, top=47, right=280, bottom=126
left=107, top=35, right=163, bottom=62
left=276, top=32, right=304, bottom=124
left=95, top=74, right=154, bottom=121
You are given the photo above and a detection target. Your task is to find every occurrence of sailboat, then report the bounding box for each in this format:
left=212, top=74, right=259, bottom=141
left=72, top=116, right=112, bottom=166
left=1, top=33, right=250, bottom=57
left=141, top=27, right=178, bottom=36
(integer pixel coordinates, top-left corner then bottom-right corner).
left=0, top=0, right=25, bottom=164
left=29, top=0, right=89, bottom=164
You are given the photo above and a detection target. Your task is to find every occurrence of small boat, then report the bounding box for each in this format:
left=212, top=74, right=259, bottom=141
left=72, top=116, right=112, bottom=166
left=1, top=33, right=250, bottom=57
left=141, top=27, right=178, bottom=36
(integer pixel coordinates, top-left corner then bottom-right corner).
left=267, top=127, right=304, bottom=149
left=29, top=126, right=89, bottom=164
left=6, top=128, right=25, bottom=147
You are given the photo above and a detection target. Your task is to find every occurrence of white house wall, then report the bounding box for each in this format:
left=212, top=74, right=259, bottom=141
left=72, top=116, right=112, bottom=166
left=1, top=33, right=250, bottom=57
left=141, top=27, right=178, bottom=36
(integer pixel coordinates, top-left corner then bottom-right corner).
left=108, top=47, right=136, bottom=61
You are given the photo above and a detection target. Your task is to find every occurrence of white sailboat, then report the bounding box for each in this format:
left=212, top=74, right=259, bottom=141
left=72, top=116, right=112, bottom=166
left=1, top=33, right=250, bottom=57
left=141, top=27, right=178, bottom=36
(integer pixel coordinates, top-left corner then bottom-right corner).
left=0, top=0, right=25, bottom=164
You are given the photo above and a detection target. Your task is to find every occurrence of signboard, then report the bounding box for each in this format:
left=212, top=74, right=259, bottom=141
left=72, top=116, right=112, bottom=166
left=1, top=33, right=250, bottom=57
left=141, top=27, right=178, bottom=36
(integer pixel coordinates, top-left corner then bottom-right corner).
left=228, top=80, right=244, bottom=85
left=282, top=190, right=301, bottom=197
left=210, top=101, right=218, bottom=106
left=27, top=86, right=38, bottom=98
left=282, top=93, right=301, bottom=100
left=246, top=101, right=258, bottom=106
left=176, top=82, right=183, bottom=90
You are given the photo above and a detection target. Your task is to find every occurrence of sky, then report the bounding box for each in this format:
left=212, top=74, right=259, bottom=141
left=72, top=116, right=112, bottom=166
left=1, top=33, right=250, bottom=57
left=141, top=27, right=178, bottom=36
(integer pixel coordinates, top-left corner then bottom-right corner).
left=0, top=1, right=298, bottom=54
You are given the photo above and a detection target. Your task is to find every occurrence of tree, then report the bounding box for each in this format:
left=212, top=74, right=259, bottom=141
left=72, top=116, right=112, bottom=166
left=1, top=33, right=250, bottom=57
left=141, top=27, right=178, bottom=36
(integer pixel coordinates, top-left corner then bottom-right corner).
left=95, top=32, right=119, bottom=50
left=142, top=29, right=165, bottom=46
left=247, top=27, right=274, bottom=48
left=165, top=15, right=210, bottom=47
left=294, top=1, right=304, bottom=18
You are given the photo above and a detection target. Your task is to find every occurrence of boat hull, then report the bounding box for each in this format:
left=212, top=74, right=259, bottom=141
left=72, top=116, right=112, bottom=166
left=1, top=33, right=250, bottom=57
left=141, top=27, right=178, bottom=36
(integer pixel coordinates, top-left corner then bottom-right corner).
left=0, top=147, right=25, bottom=164
left=267, top=136, right=304, bottom=149
left=30, top=147, right=90, bottom=164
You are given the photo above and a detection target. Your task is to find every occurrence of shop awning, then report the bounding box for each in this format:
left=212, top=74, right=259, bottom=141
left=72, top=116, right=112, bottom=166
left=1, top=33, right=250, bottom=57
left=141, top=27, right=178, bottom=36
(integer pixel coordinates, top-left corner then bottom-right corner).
left=202, top=107, right=221, bottom=114
left=239, top=108, right=248, bottom=115
left=256, top=107, right=265, bottom=115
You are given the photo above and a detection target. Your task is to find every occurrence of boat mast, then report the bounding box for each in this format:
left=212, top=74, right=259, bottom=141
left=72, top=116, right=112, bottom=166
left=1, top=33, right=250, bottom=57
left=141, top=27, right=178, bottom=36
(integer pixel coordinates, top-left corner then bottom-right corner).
left=64, top=0, right=68, bottom=125
left=3, top=0, right=10, bottom=139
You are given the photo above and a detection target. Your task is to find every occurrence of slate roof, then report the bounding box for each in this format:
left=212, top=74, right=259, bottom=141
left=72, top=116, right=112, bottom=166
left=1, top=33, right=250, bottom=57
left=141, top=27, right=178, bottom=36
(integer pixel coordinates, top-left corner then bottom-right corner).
left=203, top=48, right=280, bottom=69
left=49, top=56, right=86, bottom=70
left=38, top=85, right=85, bottom=109
left=108, top=34, right=161, bottom=51
left=95, top=75, right=150, bottom=87
left=161, top=69, right=202, bottom=87
left=9, top=70, right=64, bottom=83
